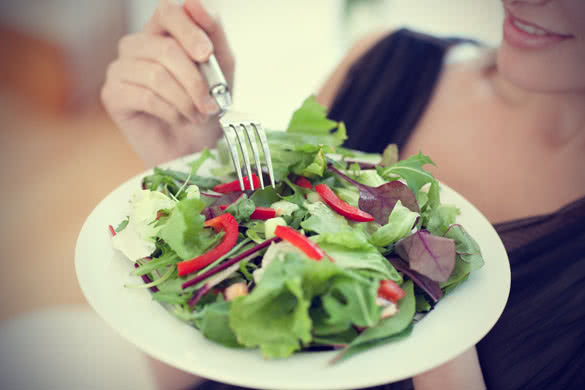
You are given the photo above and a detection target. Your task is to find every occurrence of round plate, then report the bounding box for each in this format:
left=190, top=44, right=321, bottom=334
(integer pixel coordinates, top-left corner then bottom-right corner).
left=75, top=152, right=510, bottom=390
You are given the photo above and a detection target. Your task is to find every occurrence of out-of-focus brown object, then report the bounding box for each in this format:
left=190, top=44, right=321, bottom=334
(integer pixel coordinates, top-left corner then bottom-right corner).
left=0, top=0, right=128, bottom=116
left=0, top=27, right=72, bottom=114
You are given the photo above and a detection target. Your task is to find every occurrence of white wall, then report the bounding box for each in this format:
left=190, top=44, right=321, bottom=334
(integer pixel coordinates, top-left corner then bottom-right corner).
left=128, top=0, right=504, bottom=129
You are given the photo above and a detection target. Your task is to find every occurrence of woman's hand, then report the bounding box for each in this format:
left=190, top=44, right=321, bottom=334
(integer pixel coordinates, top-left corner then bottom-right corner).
left=101, top=0, right=235, bottom=167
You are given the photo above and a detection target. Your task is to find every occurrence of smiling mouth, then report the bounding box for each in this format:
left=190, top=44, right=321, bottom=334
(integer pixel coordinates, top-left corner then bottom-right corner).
left=503, top=10, right=574, bottom=49
left=511, top=16, right=572, bottom=38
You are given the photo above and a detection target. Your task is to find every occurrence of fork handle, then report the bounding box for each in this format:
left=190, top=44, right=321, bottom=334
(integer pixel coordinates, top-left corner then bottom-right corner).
left=199, top=54, right=232, bottom=114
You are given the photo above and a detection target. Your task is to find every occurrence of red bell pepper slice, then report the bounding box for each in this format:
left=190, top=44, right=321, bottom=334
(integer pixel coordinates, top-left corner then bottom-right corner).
left=274, top=225, right=325, bottom=261
left=294, top=176, right=313, bottom=190
left=108, top=225, right=116, bottom=237
left=250, top=207, right=277, bottom=220
left=218, top=205, right=276, bottom=220
left=212, top=174, right=261, bottom=194
left=378, top=279, right=406, bottom=303
left=177, top=213, right=239, bottom=276
left=314, top=184, right=374, bottom=222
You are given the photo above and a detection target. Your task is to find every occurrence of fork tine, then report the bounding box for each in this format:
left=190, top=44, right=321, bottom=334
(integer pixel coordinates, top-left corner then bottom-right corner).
left=233, top=124, right=255, bottom=191
left=252, top=122, right=276, bottom=188
left=222, top=125, right=244, bottom=191
left=241, top=123, right=265, bottom=189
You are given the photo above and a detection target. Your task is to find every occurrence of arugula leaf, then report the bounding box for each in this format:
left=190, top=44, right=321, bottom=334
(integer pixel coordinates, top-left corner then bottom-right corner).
left=249, top=186, right=281, bottom=208
left=115, top=217, right=129, bottom=233
left=380, top=143, right=399, bottom=166
left=151, top=167, right=220, bottom=190
left=378, top=152, right=437, bottom=195
left=157, top=198, right=218, bottom=260
left=440, top=224, right=485, bottom=293
left=223, top=194, right=256, bottom=223
left=243, top=220, right=266, bottom=244
left=188, top=147, right=215, bottom=176
left=312, top=327, right=359, bottom=346
left=424, top=204, right=460, bottom=236
left=333, top=280, right=415, bottom=363
left=333, top=324, right=413, bottom=364
left=286, top=95, right=347, bottom=146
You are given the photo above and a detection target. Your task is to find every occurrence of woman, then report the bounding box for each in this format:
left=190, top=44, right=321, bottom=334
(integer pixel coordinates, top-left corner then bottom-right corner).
left=101, top=0, right=585, bottom=388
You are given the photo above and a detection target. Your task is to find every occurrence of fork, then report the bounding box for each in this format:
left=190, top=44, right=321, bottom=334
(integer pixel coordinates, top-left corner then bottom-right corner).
left=199, top=54, right=275, bottom=191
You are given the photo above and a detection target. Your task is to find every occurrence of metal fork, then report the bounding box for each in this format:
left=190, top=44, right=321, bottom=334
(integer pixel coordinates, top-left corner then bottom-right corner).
left=199, top=55, right=275, bottom=191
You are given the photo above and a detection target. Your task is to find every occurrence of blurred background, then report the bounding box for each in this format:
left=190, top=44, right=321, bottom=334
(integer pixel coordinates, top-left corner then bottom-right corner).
left=0, top=0, right=503, bottom=388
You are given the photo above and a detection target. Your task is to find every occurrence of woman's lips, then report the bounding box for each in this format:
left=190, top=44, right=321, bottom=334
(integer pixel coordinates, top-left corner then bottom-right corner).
left=503, top=13, right=573, bottom=49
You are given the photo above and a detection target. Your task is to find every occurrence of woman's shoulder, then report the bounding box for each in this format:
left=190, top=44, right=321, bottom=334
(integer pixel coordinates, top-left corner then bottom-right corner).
left=317, top=28, right=495, bottom=108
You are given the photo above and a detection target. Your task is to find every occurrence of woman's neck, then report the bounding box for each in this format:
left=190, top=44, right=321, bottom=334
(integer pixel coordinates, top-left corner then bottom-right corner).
left=489, top=68, right=585, bottom=150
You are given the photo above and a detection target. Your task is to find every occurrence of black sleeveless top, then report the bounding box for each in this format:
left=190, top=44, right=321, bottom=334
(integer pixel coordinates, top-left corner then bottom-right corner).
left=329, top=29, right=585, bottom=390
left=193, top=29, right=585, bottom=390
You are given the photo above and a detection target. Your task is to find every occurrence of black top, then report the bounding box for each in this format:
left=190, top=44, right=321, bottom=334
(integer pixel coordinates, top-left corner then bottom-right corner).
left=192, top=29, right=585, bottom=390
left=328, top=28, right=585, bottom=390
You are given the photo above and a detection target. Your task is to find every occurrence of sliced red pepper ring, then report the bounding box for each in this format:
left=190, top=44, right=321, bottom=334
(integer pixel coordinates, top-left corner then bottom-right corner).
left=294, top=176, right=313, bottom=190
left=314, top=183, right=374, bottom=222
left=218, top=205, right=277, bottom=220
left=378, top=279, right=406, bottom=303
left=212, top=173, right=261, bottom=194
left=177, top=213, right=239, bottom=276
left=274, top=225, right=327, bottom=261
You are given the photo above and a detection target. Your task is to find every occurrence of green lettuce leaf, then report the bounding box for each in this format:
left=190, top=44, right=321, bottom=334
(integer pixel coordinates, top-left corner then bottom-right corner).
left=378, top=152, right=436, bottom=195
left=157, top=198, right=218, bottom=260
left=301, top=201, right=350, bottom=235
left=229, top=252, right=371, bottom=358
left=369, top=200, right=419, bottom=247
left=316, top=242, right=402, bottom=282
left=194, top=299, right=242, bottom=348
left=320, top=272, right=381, bottom=329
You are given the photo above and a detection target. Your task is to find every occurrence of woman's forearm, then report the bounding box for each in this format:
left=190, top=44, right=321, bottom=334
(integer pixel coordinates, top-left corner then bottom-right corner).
left=412, top=347, right=486, bottom=390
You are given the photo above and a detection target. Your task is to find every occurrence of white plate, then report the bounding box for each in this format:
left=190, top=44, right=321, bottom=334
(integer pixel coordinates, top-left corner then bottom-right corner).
left=75, top=152, right=510, bottom=390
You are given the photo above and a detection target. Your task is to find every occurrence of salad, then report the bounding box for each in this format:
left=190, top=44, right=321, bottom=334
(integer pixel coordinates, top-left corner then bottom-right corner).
left=109, top=96, right=484, bottom=363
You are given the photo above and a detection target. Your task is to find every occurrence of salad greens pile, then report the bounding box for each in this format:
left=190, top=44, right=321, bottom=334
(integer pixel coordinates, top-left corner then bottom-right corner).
left=110, top=96, right=484, bottom=362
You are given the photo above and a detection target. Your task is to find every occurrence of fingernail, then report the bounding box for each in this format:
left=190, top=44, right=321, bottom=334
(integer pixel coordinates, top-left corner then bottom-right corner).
left=195, top=41, right=212, bottom=61
left=203, top=95, right=219, bottom=114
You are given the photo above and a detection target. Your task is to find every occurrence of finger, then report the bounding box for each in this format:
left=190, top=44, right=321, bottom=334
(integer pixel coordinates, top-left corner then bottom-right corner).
left=102, top=80, right=183, bottom=127
left=107, top=58, right=203, bottom=124
left=146, top=0, right=212, bottom=62
left=118, top=33, right=219, bottom=115
left=183, top=0, right=235, bottom=82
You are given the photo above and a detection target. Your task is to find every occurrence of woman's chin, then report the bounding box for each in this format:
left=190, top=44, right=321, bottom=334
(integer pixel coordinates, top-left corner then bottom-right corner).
left=496, top=43, right=585, bottom=94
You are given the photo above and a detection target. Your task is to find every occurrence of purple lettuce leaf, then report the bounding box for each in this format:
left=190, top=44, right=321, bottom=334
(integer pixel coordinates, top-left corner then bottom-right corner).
left=328, top=165, right=419, bottom=225
left=395, top=231, right=456, bottom=282
left=386, top=256, right=442, bottom=303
